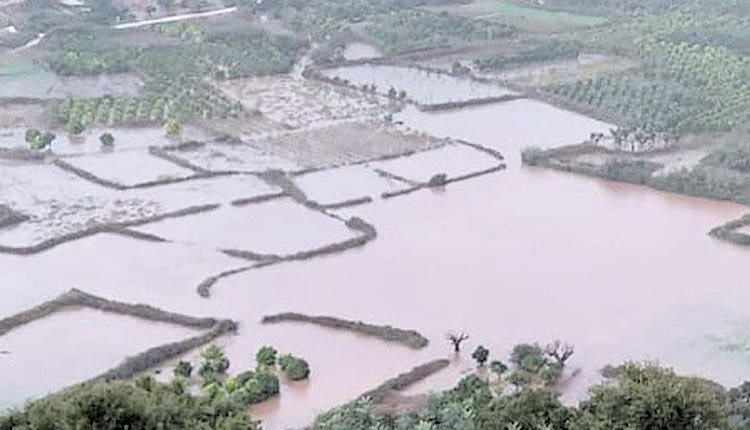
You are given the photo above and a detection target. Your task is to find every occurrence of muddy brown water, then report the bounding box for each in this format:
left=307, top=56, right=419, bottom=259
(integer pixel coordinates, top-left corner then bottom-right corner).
left=1, top=99, right=749, bottom=429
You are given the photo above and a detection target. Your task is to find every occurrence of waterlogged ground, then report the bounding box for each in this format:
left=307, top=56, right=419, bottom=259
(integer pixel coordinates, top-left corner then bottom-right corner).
left=0, top=307, right=199, bottom=407
left=322, top=65, right=517, bottom=106
left=1, top=93, right=749, bottom=430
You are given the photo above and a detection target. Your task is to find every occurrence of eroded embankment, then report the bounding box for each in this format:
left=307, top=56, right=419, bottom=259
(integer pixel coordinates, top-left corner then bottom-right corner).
left=360, top=359, right=451, bottom=403
left=0, top=288, right=237, bottom=381
left=709, top=214, right=750, bottom=246
left=261, top=312, right=428, bottom=349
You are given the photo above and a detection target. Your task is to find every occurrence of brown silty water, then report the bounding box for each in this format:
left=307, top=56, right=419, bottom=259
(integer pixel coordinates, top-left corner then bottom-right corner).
left=1, top=98, right=748, bottom=429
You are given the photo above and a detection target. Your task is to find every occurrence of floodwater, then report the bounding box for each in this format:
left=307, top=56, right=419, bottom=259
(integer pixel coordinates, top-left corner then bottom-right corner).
left=0, top=307, right=199, bottom=408
left=322, top=65, right=517, bottom=105
left=1, top=99, right=749, bottom=430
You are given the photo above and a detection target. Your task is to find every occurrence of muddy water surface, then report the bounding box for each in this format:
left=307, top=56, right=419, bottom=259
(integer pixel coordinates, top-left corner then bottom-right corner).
left=1, top=99, right=749, bottom=430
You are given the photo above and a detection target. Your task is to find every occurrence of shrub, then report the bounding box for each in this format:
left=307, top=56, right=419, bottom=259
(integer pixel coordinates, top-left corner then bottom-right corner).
left=427, top=173, right=448, bottom=187
left=279, top=354, right=311, bottom=380
left=255, top=346, right=278, bottom=367
left=25, top=129, right=56, bottom=150
left=174, top=360, right=193, bottom=378
left=199, top=344, right=230, bottom=382
left=508, top=370, right=531, bottom=391
left=490, top=360, right=508, bottom=376
left=99, top=132, right=115, bottom=147
left=163, top=117, right=182, bottom=136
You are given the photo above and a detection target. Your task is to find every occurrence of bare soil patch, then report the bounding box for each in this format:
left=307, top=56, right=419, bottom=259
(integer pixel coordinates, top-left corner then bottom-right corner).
left=248, top=121, right=446, bottom=169
left=218, top=75, right=392, bottom=130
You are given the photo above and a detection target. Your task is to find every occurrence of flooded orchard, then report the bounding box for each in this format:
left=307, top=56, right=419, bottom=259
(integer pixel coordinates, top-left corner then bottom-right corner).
left=2, top=89, right=749, bottom=430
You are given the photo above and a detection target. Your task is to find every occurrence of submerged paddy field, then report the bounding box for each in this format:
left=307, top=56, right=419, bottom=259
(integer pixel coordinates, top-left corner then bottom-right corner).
left=1, top=0, right=749, bottom=428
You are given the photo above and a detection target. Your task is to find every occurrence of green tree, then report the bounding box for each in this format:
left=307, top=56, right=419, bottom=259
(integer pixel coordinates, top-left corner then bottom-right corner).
left=25, top=129, right=56, bottom=150
left=174, top=360, right=193, bottom=378
left=99, top=132, right=115, bottom=147
left=255, top=346, right=278, bottom=367
left=573, top=363, right=728, bottom=429
left=508, top=371, right=530, bottom=392
left=199, top=344, right=230, bottom=382
left=471, top=345, right=489, bottom=367
left=278, top=354, right=311, bottom=381
left=489, top=360, right=508, bottom=377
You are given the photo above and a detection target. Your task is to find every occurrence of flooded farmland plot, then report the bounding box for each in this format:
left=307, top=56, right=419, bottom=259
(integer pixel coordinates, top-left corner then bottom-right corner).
left=159, top=139, right=302, bottom=173
left=294, top=164, right=410, bottom=206
left=0, top=307, right=199, bottom=406
left=0, top=158, right=277, bottom=251
left=320, top=64, right=518, bottom=108
left=368, top=142, right=503, bottom=184
left=133, top=198, right=359, bottom=256
left=59, top=150, right=197, bottom=187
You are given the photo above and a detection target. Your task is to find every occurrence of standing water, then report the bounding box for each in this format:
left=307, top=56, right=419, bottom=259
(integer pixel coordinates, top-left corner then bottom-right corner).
left=1, top=99, right=748, bottom=429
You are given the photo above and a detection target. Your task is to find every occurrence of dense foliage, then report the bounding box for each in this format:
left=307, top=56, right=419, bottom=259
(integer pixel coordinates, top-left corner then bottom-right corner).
left=0, top=376, right=259, bottom=430
left=315, top=363, right=750, bottom=429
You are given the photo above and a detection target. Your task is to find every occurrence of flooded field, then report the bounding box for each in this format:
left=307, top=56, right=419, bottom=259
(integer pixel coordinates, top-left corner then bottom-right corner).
left=0, top=307, right=199, bottom=407
left=1, top=94, right=748, bottom=429
left=321, top=65, right=517, bottom=106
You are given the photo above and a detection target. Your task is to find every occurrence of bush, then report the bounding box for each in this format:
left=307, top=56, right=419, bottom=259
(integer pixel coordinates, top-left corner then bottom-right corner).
left=279, top=354, right=311, bottom=380
left=99, top=132, right=115, bottom=147
left=199, top=344, right=230, bottom=382
left=174, top=360, right=193, bottom=378
left=255, top=346, right=278, bottom=367
left=25, top=129, right=56, bottom=150
left=164, top=117, right=182, bottom=136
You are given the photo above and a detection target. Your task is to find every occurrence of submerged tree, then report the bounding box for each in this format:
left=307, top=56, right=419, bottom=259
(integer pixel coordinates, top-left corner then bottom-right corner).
left=99, top=132, right=115, bottom=148
left=544, top=340, right=574, bottom=367
left=447, top=332, right=469, bottom=353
